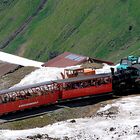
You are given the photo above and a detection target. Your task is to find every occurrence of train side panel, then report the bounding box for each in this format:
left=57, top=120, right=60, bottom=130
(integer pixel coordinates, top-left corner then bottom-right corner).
left=0, top=92, right=59, bottom=115
left=61, top=83, right=112, bottom=100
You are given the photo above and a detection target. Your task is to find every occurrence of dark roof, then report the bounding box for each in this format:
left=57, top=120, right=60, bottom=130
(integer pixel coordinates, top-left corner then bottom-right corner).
left=88, top=58, right=114, bottom=65
left=0, top=62, right=20, bottom=77
left=42, top=52, right=114, bottom=67
left=42, top=52, right=87, bottom=67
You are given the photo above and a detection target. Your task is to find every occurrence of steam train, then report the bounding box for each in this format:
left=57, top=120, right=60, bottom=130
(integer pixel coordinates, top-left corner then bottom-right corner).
left=111, top=55, right=140, bottom=94
left=0, top=56, right=140, bottom=116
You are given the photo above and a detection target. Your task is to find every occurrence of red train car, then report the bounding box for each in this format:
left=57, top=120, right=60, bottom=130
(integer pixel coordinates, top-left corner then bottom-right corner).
left=0, top=73, right=112, bottom=116
left=60, top=74, right=112, bottom=100
left=0, top=82, right=60, bottom=115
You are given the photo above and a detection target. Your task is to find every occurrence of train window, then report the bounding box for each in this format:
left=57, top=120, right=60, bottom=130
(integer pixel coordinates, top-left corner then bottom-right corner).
left=35, top=87, right=43, bottom=96
left=9, top=92, right=17, bottom=101
left=2, top=94, right=10, bottom=103
left=28, top=89, right=33, bottom=94
left=19, top=91, right=27, bottom=99
left=44, top=85, right=49, bottom=91
left=48, top=85, right=53, bottom=92
left=91, top=80, right=96, bottom=86
left=32, top=88, right=37, bottom=93
left=36, top=87, right=41, bottom=92
left=24, top=90, right=32, bottom=97
left=40, top=86, right=45, bottom=91
left=138, top=57, right=140, bottom=63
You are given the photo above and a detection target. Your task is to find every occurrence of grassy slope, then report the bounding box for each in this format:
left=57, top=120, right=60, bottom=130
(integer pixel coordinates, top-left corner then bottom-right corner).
left=0, top=0, right=40, bottom=45
left=2, top=0, right=140, bottom=62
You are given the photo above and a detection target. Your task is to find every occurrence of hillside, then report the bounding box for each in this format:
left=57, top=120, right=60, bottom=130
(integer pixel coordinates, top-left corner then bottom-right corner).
left=1, top=0, right=140, bottom=62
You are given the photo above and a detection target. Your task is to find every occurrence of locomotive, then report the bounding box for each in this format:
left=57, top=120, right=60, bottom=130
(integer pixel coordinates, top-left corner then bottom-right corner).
left=111, top=55, right=140, bottom=94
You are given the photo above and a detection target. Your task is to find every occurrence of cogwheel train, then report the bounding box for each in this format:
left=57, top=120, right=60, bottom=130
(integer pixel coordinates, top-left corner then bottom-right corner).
left=0, top=56, right=140, bottom=116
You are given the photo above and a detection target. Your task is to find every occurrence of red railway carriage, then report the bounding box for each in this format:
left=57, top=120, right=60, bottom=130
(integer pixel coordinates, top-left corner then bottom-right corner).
left=0, top=73, right=112, bottom=116
left=0, top=81, right=60, bottom=115
left=60, top=74, right=112, bottom=100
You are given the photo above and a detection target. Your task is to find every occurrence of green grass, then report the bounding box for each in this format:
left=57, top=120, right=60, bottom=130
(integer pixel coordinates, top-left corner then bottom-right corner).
left=2, top=0, right=140, bottom=62
left=0, top=0, right=40, bottom=44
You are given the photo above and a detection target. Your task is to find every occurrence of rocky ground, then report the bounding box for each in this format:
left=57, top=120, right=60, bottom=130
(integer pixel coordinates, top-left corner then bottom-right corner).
left=0, top=66, right=37, bottom=90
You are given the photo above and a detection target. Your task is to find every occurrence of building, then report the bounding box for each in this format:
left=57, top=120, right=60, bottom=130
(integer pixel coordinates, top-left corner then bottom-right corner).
left=42, top=52, right=114, bottom=67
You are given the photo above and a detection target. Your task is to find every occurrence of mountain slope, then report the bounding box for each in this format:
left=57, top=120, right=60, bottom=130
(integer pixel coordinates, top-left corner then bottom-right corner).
left=1, top=0, right=140, bottom=62
left=0, top=0, right=41, bottom=45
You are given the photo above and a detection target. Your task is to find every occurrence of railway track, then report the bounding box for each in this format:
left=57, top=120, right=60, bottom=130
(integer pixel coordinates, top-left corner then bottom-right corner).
left=0, top=90, right=139, bottom=125
left=0, top=92, right=114, bottom=124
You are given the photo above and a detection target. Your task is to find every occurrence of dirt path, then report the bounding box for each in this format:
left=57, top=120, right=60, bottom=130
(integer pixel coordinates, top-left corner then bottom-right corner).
left=0, top=0, right=47, bottom=49
left=0, top=66, right=37, bottom=90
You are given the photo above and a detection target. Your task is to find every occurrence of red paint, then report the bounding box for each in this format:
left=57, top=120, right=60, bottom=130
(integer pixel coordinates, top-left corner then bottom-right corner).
left=0, top=75, right=112, bottom=116
left=61, top=83, right=112, bottom=100
left=0, top=91, right=59, bottom=115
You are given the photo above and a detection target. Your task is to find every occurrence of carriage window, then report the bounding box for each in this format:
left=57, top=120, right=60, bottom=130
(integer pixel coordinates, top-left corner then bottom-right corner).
left=2, top=93, right=10, bottom=103
left=24, top=90, right=32, bottom=97
left=44, top=85, right=49, bottom=91
left=138, top=57, right=140, bottom=63
left=40, top=86, right=45, bottom=91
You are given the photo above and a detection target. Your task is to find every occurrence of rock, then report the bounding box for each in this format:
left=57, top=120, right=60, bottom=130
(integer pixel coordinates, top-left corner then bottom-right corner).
left=134, top=125, right=138, bottom=128
left=110, top=127, right=115, bottom=131
left=70, top=119, right=76, bottom=123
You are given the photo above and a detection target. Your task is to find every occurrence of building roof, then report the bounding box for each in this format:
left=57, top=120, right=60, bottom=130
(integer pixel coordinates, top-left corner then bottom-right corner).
left=42, top=52, right=87, bottom=67
left=42, top=52, right=114, bottom=67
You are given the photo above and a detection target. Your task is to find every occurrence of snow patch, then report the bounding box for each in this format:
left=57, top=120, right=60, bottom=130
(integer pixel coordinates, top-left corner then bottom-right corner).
left=13, top=65, right=81, bottom=87
left=0, top=51, right=43, bottom=67
left=1, top=96, right=140, bottom=140
left=96, top=63, right=116, bottom=74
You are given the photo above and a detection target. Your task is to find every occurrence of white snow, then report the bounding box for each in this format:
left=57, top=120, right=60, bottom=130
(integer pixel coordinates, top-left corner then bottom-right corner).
left=1, top=95, right=140, bottom=140
left=0, top=51, right=43, bottom=67
left=96, top=63, right=116, bottom=74
left=13, top=67, right=64, bottom=87
left=0, top=51, right=116, bottom=87
left=13, top=63, right=116, bottom=87
left=12, top=65, right=81, bottom=87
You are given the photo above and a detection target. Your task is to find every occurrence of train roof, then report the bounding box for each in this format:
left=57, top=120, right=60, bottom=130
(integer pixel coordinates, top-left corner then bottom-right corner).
left=0, top=73, right=111, bottom=95
left=128, top=64, right=140, bottom=70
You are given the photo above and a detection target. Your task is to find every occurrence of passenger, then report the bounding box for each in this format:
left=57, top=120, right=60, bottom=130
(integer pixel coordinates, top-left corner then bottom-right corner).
left=80, top=82, right=84, bottom=88
left=104, top=77, right=110, bottom=84
left=36, top=88, right=43, bottom=95
left=31, top=88, right=38, bottom=96
left=20, top=91, right=27, bottom=99
left=11, top=92, right=16, bottom=101
left=26, top=91, right=31, bottom=97
left=91, top=80, right=96, bottom=86
left=74, top=83, right=79, bottom=89
left=40, top=86, right=45, bottom=93
left=66, top=83, right=72, bottom=90
left=100, top=78, right=104, bottom=84
left=84, top=81, right=89, bottom=87
left=0, top=96, right=3, bottom=104
left=3, top=94, right=9, bottom=103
